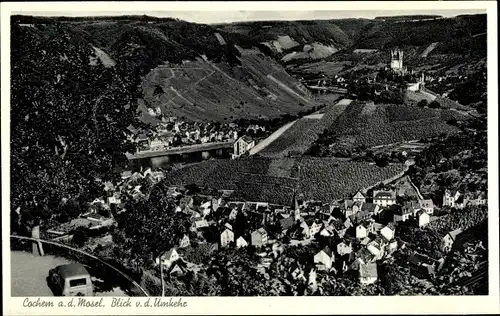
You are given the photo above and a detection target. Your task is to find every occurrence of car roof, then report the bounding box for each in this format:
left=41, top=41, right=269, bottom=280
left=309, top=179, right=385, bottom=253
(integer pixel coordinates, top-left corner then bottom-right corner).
left=55, top=263, right=90, bottom=278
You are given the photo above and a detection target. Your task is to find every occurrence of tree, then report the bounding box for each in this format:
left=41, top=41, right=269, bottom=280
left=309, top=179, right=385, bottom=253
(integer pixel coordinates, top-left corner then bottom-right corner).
left=428, top=100, right=441, bottom=108
left=374, top=154, right=390, bottom=167
left=379, top=263, right=412, bottom=295
left=417, top=99, right=428, bottom=108
left=72, top=228, right=88, bottom=247
left=435, top=240, right=487, bottom=295
left=118, top=187, right=191, bottom=267
left=11, top=23, right=142, bottom=228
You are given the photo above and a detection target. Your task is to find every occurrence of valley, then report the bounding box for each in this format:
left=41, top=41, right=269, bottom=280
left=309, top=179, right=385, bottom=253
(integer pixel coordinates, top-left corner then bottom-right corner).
left=10, top=11, right=490, bottom=299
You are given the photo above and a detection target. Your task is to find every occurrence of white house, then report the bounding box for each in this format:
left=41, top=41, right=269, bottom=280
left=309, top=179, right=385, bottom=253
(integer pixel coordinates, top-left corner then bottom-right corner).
left=387, top=240, right=398, bottom=255
left=178, top=234, right=190, bottom=248
left=251, top=228, right=268, bottom=247
left=156, top=248, right=180, bottom=268
left=461, top=191, right=488, bottom=208
left=440, top=228, right=463, bottom=253
left=352, top=191, right=366, bottom=203
left=228, top=208, right=239, bottom=221
left=313, top=246, right=334, bottom=270
left=418, top=199, right=435, bottom=215
left=443, top=190, right=461, bottom=208
left=406, top=82, right=421, bottom=92
left=367, top=241, right=383, bottom=260
left=220, top=228, right=234, bottom=247
left=394, top=201, right=419, bottom=222
left=200, top=201, right=212, bottom=216
left=290, top=264, right=306, bottom=282
left=308, top=269, right=317, bottom=289
left=309, top=221, right=323, bottom=236
left=344, top=200, right=363, bottom=218
left=356, top=224, right=368, bottom=239
left=232, top=136, right=255, bottom=159
left=373, top=190, right=397, bottom=208
left=192, top=219, right=209, bottom=231
left=380, top=224, right=396, bottom=241
left=337, top=240, right=353, bottom=256
left=359, top=263, right=378, bottom=285
left=236, top=236, right=248, bottom=248
left=320, top=227, right=333, bottom=237
left=417, top=210, right=430, bottom=227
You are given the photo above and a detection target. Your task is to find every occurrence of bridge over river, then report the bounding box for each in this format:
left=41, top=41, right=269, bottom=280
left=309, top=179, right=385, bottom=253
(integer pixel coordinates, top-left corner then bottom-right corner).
left=126, top=141, right=234, bottom=171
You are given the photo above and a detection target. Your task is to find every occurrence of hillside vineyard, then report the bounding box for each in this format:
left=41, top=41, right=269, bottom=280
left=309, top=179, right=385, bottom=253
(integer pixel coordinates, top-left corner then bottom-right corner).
left=9, top=10, right=489, bottom=300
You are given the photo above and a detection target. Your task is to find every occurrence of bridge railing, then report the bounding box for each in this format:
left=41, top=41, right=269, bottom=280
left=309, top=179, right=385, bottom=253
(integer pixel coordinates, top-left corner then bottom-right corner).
left=10, top=235, right=149, bottom=297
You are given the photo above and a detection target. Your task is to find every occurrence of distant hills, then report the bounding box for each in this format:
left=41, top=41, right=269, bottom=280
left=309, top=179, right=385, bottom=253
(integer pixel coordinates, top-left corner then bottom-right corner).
left=218, top=14, right=486, bottom=62
left=11, top=13, right=486, bottom=123
left=12, top=15, right=317, bottom=122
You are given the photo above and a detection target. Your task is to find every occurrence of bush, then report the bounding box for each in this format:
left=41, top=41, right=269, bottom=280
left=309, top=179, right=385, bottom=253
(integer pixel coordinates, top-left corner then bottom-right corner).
left=72, top=229, right=88, bottom=247
left=417, top=99, right=428, bottom=108
left=429, top=100, right=441, bottom=108
left=140, top=269, right=162, bottom=296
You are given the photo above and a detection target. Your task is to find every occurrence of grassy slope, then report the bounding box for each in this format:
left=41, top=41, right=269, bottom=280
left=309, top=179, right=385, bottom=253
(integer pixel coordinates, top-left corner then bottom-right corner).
left=322, top=101, right=466, bottom=151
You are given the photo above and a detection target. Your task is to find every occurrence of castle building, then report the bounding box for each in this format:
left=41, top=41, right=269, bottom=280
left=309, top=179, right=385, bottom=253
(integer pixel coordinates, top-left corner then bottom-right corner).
left=390, top=48, right=404, bottom=70
left=390, top=48, right=407, bottom=74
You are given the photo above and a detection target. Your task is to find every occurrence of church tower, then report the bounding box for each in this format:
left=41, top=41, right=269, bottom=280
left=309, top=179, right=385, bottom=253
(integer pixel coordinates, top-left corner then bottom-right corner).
left=390, top=48, right=404, bottom=70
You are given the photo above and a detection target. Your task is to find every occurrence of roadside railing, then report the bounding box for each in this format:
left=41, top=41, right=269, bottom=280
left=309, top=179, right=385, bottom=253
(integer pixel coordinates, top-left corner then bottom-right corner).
left=10, top=235, right=149, bottom=297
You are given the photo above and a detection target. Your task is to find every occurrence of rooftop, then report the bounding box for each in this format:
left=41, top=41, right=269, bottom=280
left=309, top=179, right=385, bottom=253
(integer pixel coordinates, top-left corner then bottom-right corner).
left=373, top=190, right=396, bottom=199
left=359, top=263, right=378, bottom=278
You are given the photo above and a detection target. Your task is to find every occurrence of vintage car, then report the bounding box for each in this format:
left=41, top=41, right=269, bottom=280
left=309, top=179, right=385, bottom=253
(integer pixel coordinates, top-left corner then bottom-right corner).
left=48, top=263, right=94, bottom=296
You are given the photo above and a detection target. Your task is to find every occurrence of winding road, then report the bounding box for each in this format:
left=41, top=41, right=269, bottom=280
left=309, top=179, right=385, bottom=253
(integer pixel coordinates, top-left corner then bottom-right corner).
left=11, top=251, right=127, bottom=297
left=249, top=120, right=297, bottom=155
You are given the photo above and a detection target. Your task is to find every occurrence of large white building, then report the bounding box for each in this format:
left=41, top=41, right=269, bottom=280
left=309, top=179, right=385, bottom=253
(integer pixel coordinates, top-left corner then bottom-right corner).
left=373, top=190, right=397, bottom=208
left=232, top=136, right=255, bottom=159
left=390, top=48, right=404, bottom=71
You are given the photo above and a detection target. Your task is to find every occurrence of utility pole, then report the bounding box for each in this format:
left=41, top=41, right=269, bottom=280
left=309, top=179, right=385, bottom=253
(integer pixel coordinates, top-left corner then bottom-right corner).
left=159, top=253, right=165, bottom=296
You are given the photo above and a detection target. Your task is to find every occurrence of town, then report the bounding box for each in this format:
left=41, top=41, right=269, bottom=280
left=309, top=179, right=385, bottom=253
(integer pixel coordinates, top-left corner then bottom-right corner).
left=9, top=11, right=490, bottom=298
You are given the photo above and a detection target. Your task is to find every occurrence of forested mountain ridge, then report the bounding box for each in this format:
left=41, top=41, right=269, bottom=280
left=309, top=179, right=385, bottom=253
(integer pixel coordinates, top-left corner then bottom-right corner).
left=12, top=15, right=317, bottom=123
left=217, top=14, right=486, bottom=65
left=11, top=13, right=487, bottom=123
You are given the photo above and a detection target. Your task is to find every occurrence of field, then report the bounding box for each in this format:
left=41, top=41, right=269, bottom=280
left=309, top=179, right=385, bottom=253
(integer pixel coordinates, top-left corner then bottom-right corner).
left=257, top=99, right=352, bottom=158
left=160, top=156, right=406, bottom=205
left=427, top=206, right=487, bottom=237
left=296, top=157, right=407, bottom=202
left=319, top=101, right=466, bottom=152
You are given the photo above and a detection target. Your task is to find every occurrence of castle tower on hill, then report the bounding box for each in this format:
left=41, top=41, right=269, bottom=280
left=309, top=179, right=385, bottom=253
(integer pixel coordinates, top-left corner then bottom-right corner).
left=390, top=48, right=404, bottom=70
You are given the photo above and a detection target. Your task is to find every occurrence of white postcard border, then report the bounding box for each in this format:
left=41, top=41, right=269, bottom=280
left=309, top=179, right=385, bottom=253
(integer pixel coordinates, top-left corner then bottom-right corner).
left=1, top=1, right=498, bottom=315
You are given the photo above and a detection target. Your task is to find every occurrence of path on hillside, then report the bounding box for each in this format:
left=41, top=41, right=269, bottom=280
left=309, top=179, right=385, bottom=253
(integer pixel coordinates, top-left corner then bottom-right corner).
left=267, top=74, right=313, bottom=105
left=249, top=120, right=297, bottom=155
left=408, top=176, right=424, bottom=200
left=250, top=98, right=352, bottom=157
left=421, top=42, right=439, bottom=58
left=418, top=89, right=438, bottom=101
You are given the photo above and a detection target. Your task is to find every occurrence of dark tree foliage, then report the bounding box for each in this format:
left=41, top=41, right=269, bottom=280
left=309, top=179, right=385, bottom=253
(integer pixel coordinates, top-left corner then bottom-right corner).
left=417, top=99, right=428, bottom=108
left=72, top=228, right=88, bottom=247
left=117, top=188, right=191, bottom=269
left=10, top=23, right=142, bottom=229
left=428, top=100, right=441, bottom=108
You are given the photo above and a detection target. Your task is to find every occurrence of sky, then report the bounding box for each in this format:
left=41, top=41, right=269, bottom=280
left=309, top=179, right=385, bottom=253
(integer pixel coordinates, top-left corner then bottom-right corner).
left=20, top=9, right=486, bottom=24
